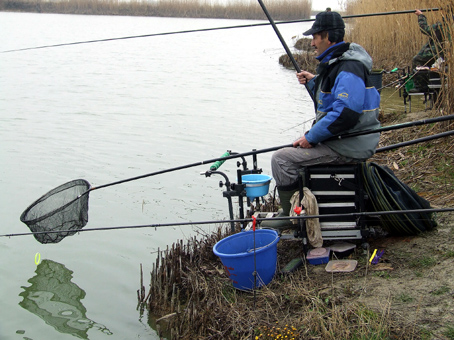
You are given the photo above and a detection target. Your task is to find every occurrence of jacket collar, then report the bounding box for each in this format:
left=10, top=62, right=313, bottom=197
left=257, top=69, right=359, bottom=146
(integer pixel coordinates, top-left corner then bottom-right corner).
left=316, top=41, right=349, bottom=64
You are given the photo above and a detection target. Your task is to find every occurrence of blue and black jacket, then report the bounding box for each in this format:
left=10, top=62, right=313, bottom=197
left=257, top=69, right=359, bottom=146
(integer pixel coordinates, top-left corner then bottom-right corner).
left=305, top=42, right=381, bottom=161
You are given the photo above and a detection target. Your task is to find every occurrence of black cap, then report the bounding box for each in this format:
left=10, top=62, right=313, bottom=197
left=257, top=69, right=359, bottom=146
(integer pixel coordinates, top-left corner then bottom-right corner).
left=303, top=11, right=345, bottom=36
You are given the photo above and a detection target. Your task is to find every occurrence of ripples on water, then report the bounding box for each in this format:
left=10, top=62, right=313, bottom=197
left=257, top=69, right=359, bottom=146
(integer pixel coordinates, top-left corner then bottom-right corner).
left=0, top=12, right=313, bottom=339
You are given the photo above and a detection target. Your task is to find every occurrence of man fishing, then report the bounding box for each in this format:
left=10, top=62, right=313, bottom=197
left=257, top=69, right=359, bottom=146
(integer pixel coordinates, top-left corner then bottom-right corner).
left=262, top=11, right=381, bottom=229
left=410, top=8, right=451, bottom=92
left=412, top=9, right=446, bottom=70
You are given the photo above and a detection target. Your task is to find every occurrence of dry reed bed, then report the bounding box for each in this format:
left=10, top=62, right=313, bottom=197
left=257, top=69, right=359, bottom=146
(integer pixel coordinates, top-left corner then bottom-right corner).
left=0, top=0, right=311, bottom=20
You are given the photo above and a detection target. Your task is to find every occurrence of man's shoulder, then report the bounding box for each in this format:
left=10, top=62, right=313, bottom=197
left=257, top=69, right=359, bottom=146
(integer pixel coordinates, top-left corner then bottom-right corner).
left=335, top=59, right=366, bottom=74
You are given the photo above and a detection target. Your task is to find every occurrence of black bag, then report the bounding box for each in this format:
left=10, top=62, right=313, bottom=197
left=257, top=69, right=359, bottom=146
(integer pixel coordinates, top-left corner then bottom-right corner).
left=361, top=162, right=437, bottom=235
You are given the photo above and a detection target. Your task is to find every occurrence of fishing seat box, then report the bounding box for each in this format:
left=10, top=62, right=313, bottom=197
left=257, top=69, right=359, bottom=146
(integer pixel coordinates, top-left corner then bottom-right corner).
left=298, top=163, right=368, bottom=240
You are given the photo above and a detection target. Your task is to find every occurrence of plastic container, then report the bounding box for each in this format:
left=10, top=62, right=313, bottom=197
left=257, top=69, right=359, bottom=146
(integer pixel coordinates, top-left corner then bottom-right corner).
left=325, top=260, right=358, bottom=272
left=306, top=247, right=330, bottom=265
left=213, top=229, right=279, bottom=290
left=329, top=242, right=356, bottom=258
left=241, top=174, right=272, bottom=199
left=370, top=69, right=384, bottom=93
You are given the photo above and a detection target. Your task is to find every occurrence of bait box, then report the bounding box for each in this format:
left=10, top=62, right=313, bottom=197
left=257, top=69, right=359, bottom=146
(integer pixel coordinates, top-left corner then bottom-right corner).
left=306, top=247, right=330, bottom=265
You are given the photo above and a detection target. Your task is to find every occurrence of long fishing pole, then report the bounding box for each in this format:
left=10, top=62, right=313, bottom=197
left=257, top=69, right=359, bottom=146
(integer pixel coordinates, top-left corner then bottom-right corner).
left=2, top=207, right=453, bottom=239
left=256, top=0, right=314, bottom=101
left=87, top=143, right=293, bottom=192
left=18, top=113, right=454, bottom=198
left=47, top=114, right=454, bottom=192
left=376, top=130, right=454, bottom=153
left=281, top=114, right=454, bottom=143
left=1, top=8, right=439, bottom=53
left=330, top=114, right=454, bottom=140
left=18, top=116, right=453, bottom=244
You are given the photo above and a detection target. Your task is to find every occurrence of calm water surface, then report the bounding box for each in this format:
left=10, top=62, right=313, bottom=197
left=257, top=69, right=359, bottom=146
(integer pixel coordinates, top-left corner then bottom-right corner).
left=0, top=12, right=313, bottom=339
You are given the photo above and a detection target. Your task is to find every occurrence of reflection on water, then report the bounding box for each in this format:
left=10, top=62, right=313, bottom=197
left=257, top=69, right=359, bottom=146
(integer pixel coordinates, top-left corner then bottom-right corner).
left=19, top=259, right=112, bottom=339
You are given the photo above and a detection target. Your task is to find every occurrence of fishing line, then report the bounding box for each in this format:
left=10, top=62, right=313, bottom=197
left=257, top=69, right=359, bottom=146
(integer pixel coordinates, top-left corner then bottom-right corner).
left=281, top=116, right=314, bottom=133
left=1, top=8, right=439, bottom=53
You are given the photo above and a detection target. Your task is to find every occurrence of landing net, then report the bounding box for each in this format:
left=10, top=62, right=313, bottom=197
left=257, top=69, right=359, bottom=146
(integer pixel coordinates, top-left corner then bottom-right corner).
left=20, top=179, right=91, bottom=244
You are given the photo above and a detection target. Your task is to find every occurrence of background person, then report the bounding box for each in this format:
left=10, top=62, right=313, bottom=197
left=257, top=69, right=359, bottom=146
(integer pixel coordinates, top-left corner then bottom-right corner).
left=410, top=9, right=447, bottom=92
left=412, top=9, right=446, bottom=70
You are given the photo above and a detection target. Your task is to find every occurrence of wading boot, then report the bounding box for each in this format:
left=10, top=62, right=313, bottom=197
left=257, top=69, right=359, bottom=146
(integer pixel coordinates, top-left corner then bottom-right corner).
left=260, top=188, right=298, bottom=230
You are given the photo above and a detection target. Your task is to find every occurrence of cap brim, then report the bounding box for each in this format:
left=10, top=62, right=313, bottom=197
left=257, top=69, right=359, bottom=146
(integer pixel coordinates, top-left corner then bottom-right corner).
left=303, top=27, right=322, bottom=36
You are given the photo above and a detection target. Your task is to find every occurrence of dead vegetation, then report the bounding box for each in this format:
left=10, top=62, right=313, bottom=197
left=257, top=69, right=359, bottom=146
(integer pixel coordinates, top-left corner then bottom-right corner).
left=0, top=0, right=312, bottom=20
left=138, top=224, right=421, bottom=340
left=371, top=111, right=454, bottom=208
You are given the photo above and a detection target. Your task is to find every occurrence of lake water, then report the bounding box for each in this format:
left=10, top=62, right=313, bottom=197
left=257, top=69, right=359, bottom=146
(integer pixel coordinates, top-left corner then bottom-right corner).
left=0, top=12, right=313, bottom=339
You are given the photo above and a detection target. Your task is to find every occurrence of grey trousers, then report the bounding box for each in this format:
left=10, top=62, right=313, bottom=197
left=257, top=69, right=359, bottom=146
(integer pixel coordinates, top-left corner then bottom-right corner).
left=271, top=144, right=351, bottom=188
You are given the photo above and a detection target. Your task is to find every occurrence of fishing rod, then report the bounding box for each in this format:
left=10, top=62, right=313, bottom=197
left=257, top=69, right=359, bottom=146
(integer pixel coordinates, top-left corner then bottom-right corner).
left=256, top=0, right=314, bottom=101
left=19, top=113, right=453, bottom=195
left=258, top=0, right=315, bottom=101
left=18, top=114, right=454, bottom=244
left=3, top=207, right=453, bottom=240
left=376, top=130, right=454, bottom=153
left=280, top=113, right=454, bottom=143
left=1, top=8, right=439, bottom=53
left=329, top=114, right=454, bottom=140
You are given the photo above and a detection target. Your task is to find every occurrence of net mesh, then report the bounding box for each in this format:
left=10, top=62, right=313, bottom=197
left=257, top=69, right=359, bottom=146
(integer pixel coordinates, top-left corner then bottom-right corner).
left=20, top=179, right=91, bottom=244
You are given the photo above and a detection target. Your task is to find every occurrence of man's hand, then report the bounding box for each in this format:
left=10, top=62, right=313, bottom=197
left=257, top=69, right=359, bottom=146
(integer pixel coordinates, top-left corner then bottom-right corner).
left=296, top=71, right=315, bottom=85
left=293, top=135, right=313, bottom=148
left=415, top=9, right=422, bottom=16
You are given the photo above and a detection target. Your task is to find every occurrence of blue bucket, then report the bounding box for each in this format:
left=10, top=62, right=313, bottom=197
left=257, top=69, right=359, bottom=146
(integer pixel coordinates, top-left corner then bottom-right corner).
left=241, top=174, right=272, bottom=199
left=213, top=229, right=279, bottom=290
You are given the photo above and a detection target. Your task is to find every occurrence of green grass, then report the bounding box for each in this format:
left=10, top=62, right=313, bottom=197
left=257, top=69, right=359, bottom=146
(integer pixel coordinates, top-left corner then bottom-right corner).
left=445, top=250, right=454, bottom=258
left=431, top=285, right=450, bottom=296
left=409, top=256, right=437, bottom=269
left=414, top=271, right=424, bottom=278
left=396, top=293, right=414, bottom=303
left=445, top=326, right=454, bottom=340
left=434, top=159, right=454, bottom=180
left=419, top=328, right=433, bottom=340
left=372, top=271, right=391, bottom=279
left=221, top=283, right=237, bottom=304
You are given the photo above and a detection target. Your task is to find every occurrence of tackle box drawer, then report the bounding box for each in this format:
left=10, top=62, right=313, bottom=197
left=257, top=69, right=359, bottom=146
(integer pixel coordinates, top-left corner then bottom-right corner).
left=301, top=165, right=361, bottom=194
left=300, top=164, right=367, bottom=240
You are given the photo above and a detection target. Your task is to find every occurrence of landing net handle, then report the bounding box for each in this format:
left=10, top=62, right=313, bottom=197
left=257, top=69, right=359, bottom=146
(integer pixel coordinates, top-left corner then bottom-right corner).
left=19, top=179, right=91, bottom=244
